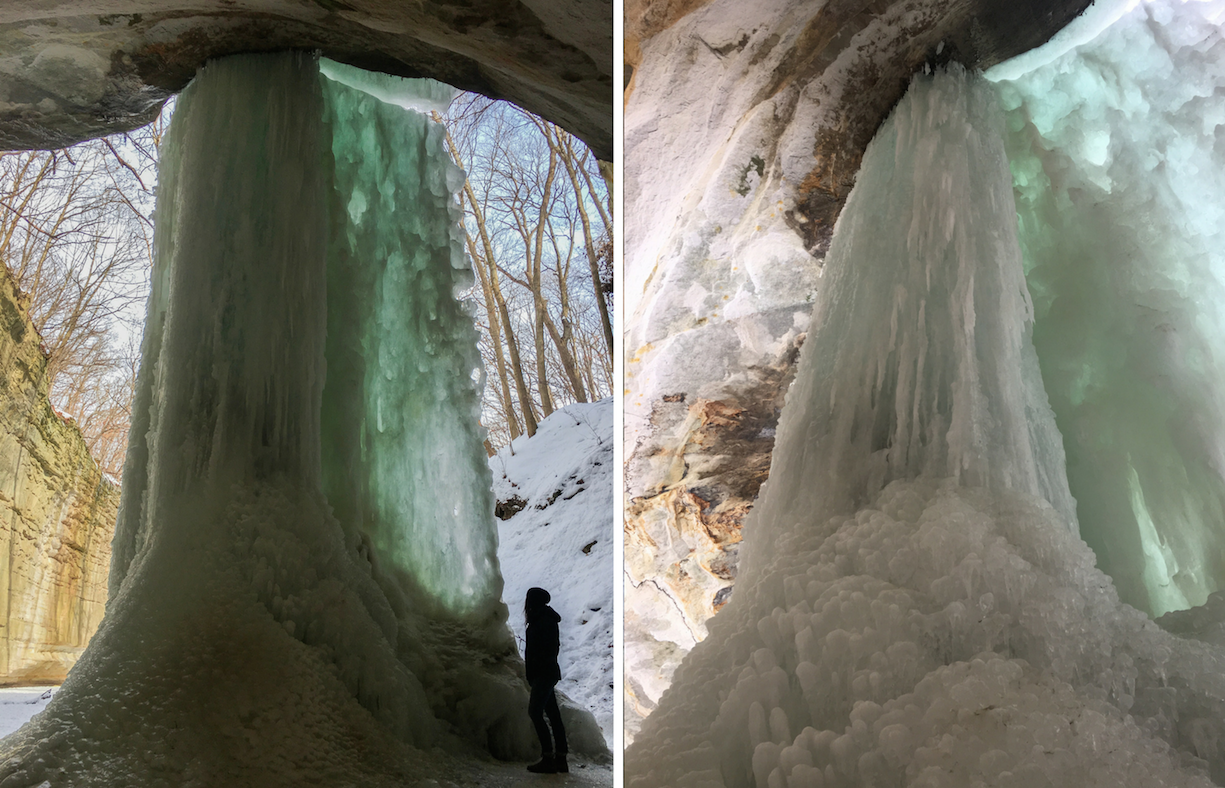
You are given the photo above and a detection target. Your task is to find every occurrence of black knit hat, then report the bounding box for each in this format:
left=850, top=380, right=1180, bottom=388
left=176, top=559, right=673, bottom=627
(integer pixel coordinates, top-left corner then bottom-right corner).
left=525, top=587, right=551, bottom=608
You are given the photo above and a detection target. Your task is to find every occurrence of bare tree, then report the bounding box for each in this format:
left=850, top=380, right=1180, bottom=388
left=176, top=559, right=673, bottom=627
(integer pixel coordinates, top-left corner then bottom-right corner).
left=0, top=107, right=167, bottom=476
left=439, top=112, right=541, bottom=440
left=545, top=122, right=613, bottom=357
left=443, top=96, right=612, bottom=449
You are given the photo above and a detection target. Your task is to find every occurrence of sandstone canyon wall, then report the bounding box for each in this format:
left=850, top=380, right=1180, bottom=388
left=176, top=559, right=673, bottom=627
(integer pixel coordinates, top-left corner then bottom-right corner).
left=0, top=269, right=118, bottom=685
left=623, top=0, right=1091, bottom=737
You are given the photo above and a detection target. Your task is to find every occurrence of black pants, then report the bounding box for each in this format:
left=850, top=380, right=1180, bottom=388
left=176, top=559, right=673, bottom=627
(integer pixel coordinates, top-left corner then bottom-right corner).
left=528, top=680, right=567, bottom=756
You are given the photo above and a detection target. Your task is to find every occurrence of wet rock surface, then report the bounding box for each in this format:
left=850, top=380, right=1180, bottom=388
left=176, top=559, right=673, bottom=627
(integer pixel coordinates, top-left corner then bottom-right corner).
left=624, top=335, right=801, bottom=737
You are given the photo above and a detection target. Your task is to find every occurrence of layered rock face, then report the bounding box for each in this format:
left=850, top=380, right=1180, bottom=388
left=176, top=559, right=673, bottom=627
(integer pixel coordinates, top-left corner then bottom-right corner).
left=0, top=270, right=118, bottom=685
left=0, top=1, right=612, bottom=159
left=623, top=0, right=1091, bottom=736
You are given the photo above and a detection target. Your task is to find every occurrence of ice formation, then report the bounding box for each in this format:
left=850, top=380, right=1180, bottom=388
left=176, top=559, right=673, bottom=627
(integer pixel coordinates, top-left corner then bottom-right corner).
left=990, top=0, right=1225, bottom=618
left=0, top=53, right=602, bottom=785
left=317, top=57, right=496, bottom=618
left=626, top=64, right=1225, bottom=788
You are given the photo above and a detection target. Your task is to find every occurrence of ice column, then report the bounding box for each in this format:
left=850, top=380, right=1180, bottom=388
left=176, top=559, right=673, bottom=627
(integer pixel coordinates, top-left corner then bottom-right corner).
left=97, top=49, right=436, bottom=751
left=739, top=63, right=1075, bottom=585
left=318, top=61, right=503, bottom=619
left=108, top=55, right=330, bottom=594
left=108, top=54, right=337, bottom=600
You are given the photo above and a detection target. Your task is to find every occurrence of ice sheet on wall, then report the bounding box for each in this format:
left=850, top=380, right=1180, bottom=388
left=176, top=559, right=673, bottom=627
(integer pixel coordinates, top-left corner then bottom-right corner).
left=318, top=58, right=502, bottom=621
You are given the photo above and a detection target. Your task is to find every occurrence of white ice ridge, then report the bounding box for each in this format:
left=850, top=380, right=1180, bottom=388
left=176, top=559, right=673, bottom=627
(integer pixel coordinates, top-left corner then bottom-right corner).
left=625, top=66, right=1225, bottom=788
left=982, top=0, right=1142, bottom=83
left=0, top=52, right=601, bottom=786
left=319, top=58, right=457, bottom=113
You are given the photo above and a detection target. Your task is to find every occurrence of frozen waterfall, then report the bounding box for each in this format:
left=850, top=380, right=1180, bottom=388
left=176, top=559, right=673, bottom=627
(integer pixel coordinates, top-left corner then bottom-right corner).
left=0, top=52, right=601, bottom=786
left=992, top=0, right=1225, bottom=619
left=626, top=64, right=1225, bottom=788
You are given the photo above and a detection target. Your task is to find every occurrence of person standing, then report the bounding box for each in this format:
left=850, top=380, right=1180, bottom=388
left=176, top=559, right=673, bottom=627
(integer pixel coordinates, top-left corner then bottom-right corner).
left=525, top=586, right=568, bottom=773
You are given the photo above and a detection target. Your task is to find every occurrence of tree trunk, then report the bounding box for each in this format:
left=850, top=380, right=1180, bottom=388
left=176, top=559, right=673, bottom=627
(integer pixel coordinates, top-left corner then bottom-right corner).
left=439, top=118, right=538, bottom=437
left=555, top=130, right=614, bottom=357
left=463, top=227, right=521, bottom=440
left=527, top=145, right=559, bottom=419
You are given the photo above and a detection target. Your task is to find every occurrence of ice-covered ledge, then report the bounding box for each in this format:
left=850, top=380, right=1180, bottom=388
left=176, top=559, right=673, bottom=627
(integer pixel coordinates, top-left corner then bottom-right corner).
left=623, top=0, right=1092, bottom=736
left=0, top=1, right=612, bottom=159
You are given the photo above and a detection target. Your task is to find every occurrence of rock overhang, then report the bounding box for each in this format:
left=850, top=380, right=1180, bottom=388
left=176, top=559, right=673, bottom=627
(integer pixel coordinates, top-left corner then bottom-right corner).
left=627, top=0, right=1094, bottom=251
left=0, top=1, right=613, bottom=159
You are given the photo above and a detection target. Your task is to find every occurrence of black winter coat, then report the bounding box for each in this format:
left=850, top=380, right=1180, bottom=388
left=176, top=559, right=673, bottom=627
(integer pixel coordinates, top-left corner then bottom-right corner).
left=525, top=604, right=562, bottom=685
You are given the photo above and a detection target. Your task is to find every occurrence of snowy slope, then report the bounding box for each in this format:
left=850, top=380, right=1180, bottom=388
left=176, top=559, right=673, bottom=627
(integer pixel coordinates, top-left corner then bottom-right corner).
left=491, top=399, right=614, bottom=745
left=0, top=687, right=54, bottom=739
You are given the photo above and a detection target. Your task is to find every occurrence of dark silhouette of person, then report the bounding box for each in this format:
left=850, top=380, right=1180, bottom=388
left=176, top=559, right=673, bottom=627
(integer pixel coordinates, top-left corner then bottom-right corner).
left=525, top=586, right=568, bottom=773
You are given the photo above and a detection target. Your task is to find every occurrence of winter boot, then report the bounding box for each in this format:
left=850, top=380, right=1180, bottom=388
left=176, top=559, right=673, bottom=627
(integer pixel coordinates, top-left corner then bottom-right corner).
left=553, top=754, right=569, bottom=773
left=527, top=755, right=558, bottom=774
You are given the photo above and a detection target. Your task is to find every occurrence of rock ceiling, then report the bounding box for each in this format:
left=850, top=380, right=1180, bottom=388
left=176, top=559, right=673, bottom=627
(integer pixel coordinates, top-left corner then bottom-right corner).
left=627, top=0, right=1093, bottom=240
left=0, top=1, right=613, bottom=158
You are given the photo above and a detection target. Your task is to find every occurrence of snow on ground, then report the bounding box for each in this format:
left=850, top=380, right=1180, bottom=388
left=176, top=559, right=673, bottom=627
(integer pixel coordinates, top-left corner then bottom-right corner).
left=0, top=687, right=54, bottom=739
left=491, top=399, right=614, bottom=746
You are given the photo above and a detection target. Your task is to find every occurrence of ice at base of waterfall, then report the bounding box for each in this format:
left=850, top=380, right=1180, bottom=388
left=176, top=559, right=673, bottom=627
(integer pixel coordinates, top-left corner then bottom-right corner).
left=627, top=479, right=1225, bottom=788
